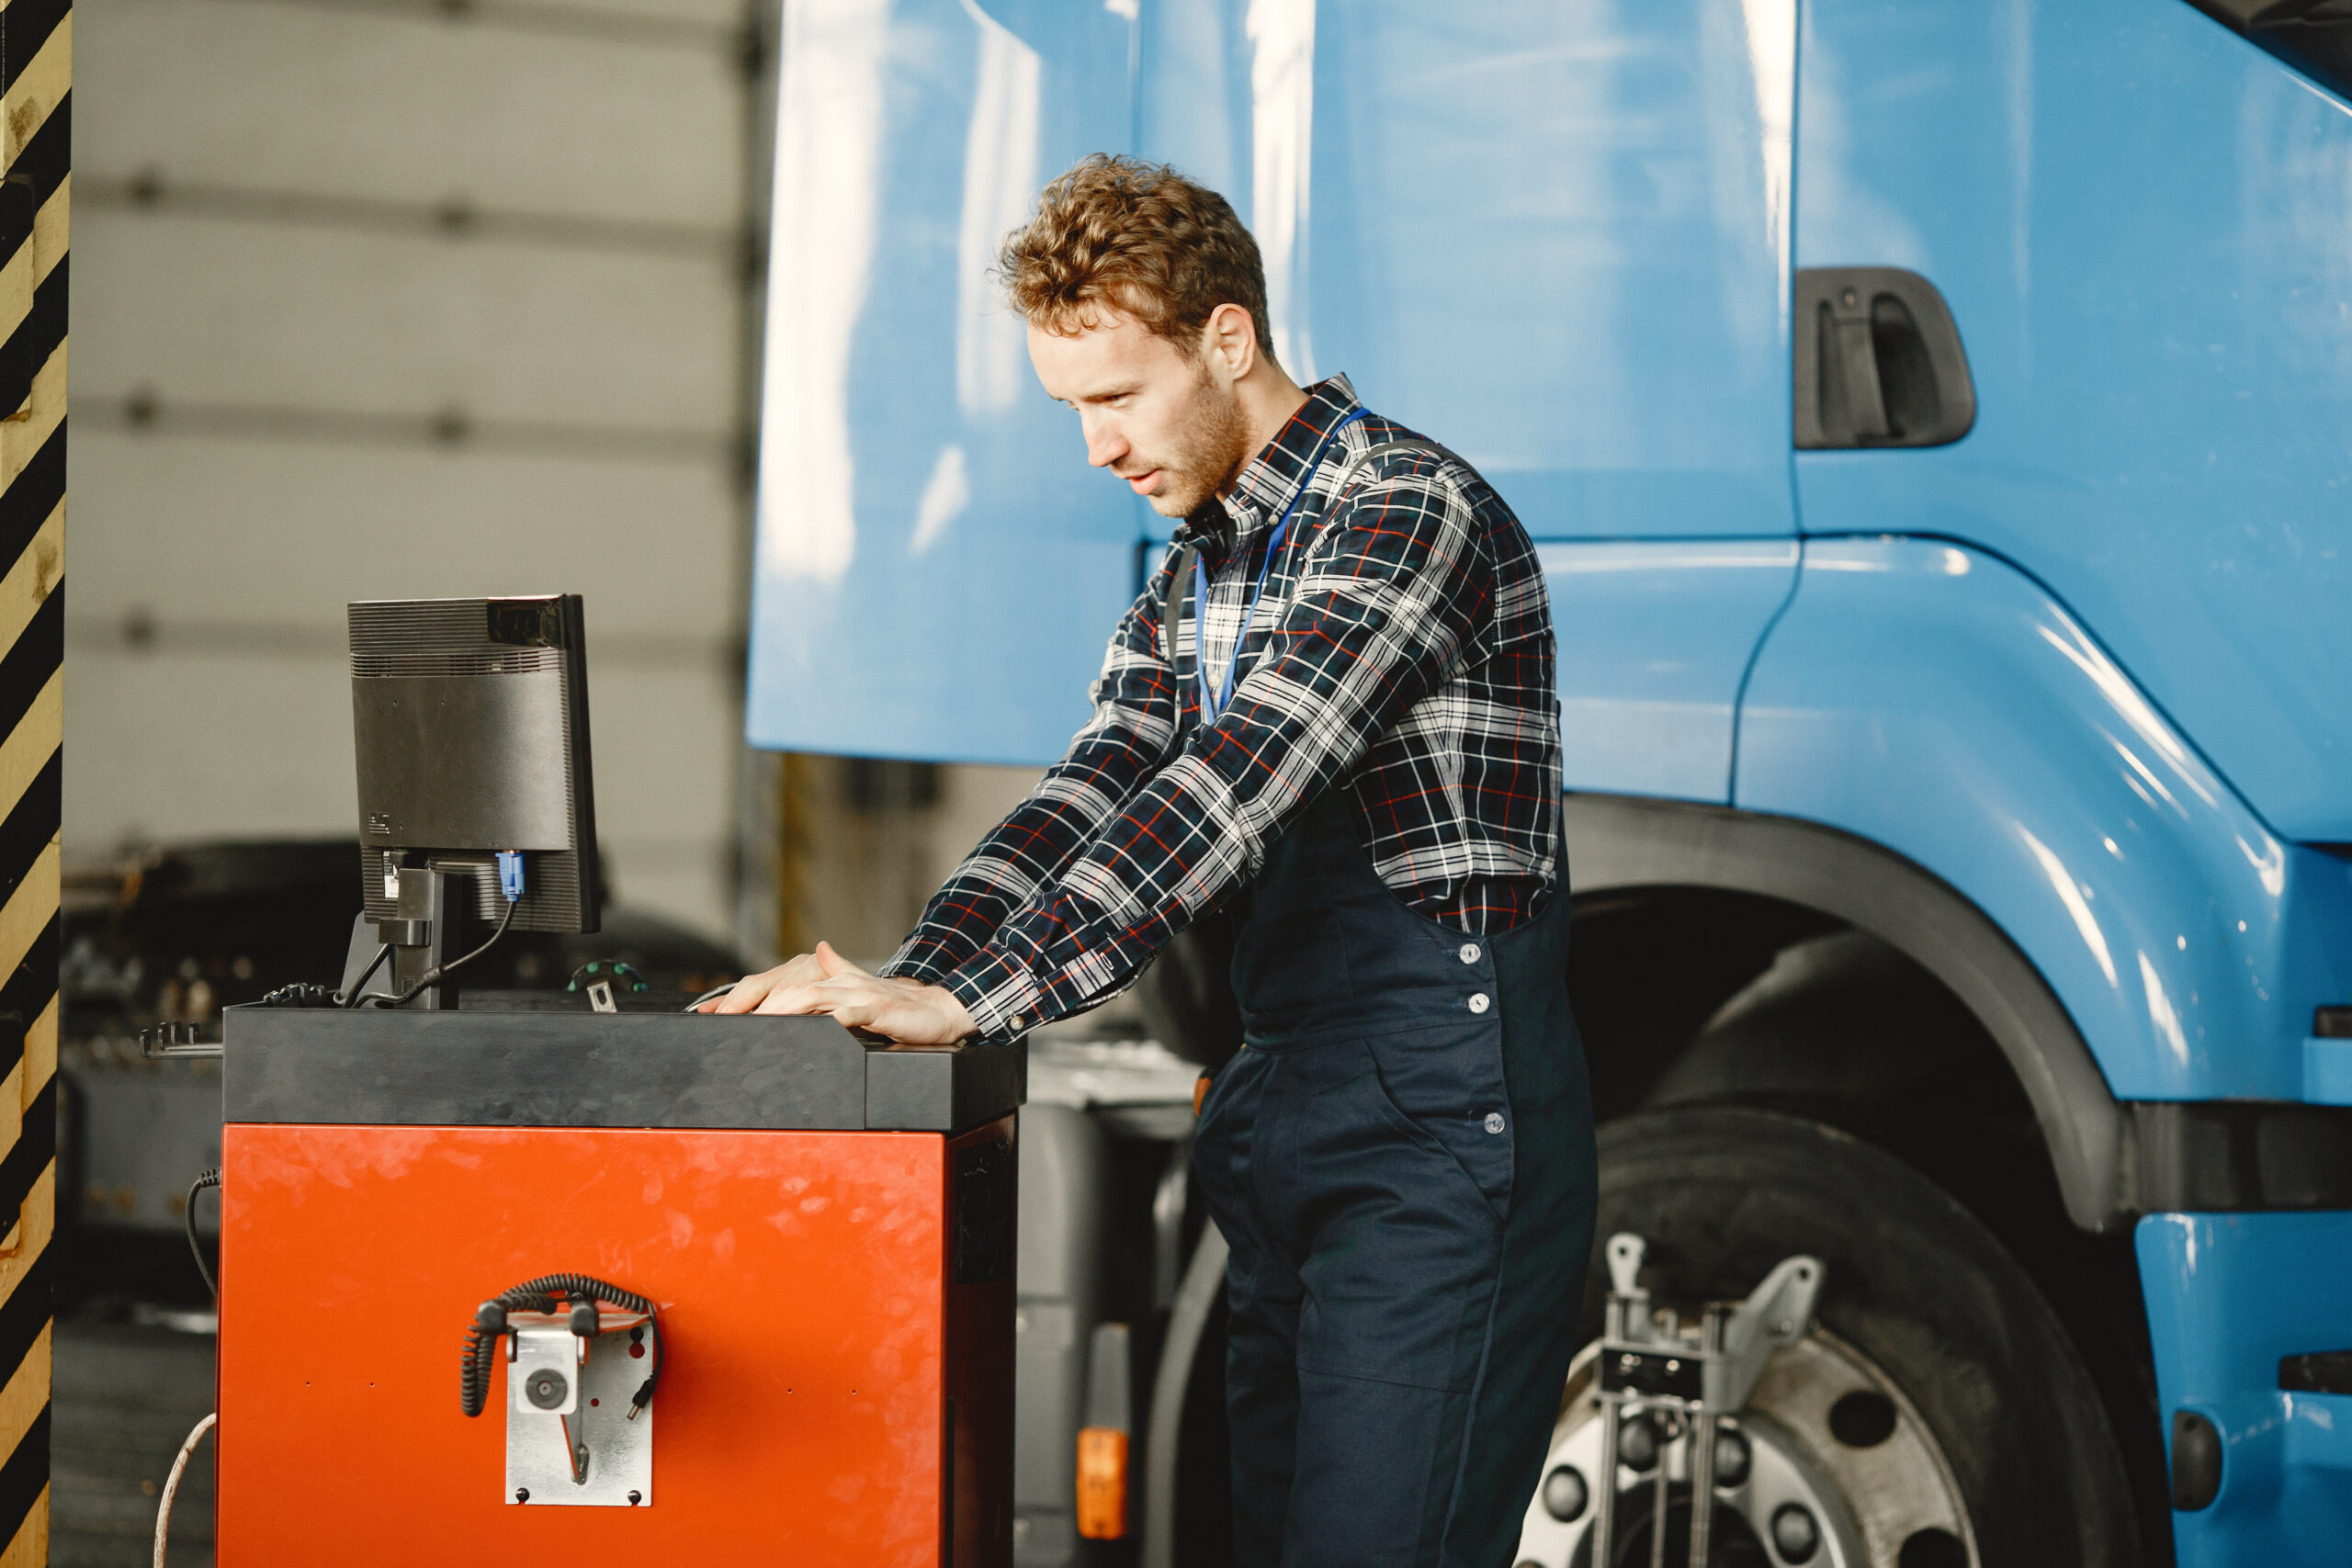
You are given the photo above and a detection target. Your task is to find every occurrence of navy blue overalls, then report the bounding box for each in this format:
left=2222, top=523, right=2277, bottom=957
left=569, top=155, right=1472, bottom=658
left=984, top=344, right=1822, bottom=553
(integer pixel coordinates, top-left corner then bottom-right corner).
left=1182, top=440, right=1600, bottom=1568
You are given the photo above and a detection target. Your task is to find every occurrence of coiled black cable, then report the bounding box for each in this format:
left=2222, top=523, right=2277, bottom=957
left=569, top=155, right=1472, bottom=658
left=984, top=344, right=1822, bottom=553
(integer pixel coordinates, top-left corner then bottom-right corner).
left=257, top=981, right=335, bottom=1008
left=186, top=1168, right=221, bottom=1298
left=459, top=1272, right=663, bottom=1418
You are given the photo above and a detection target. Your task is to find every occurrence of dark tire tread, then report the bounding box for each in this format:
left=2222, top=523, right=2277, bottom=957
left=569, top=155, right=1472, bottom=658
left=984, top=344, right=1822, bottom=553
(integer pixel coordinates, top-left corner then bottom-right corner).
left=1592, top=1106, right=2141, bottom=1568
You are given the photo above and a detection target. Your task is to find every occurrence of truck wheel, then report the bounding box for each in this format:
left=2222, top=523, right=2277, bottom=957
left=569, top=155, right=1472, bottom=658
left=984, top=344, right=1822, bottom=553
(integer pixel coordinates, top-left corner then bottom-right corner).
left=1520, top=1106, right=2140, bottom=1568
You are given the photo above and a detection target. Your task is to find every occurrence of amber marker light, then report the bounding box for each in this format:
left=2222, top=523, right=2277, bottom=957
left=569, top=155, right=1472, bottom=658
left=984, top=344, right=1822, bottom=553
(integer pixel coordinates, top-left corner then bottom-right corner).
left=1077, top=1321, right=1134, bottom=1540
left=1075, top=1426, right=1129, bottom=1539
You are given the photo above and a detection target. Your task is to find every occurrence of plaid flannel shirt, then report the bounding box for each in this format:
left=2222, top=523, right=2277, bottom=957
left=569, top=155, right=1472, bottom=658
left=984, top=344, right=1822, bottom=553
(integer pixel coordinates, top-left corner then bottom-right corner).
left=883, top=374, right=1562, bottom=1039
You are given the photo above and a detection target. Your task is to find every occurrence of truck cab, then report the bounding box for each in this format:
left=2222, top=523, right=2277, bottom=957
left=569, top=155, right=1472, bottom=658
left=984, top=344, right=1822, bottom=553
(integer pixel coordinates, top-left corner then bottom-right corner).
left=749, top=2, right=2352, bottom=1562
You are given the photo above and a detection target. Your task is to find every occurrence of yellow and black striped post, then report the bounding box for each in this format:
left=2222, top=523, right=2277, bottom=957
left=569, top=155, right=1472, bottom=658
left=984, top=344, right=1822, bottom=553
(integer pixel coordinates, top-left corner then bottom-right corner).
left=0, top=0, right=66, bottom=1558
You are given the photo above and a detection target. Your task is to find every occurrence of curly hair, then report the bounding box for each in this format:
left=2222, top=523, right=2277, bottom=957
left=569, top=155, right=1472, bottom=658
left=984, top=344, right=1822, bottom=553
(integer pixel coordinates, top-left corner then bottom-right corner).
left=998, top=153, right=1274, bottom=362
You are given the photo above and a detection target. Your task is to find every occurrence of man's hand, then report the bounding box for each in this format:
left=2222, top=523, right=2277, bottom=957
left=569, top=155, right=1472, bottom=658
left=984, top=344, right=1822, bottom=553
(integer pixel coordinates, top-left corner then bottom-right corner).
left=701, top=941, right=978, bottom=1045
left=703, top=942, right=849, bottom=1010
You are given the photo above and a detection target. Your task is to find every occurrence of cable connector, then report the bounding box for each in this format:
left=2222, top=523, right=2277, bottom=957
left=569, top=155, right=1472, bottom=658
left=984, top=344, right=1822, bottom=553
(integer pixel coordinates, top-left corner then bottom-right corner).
left=496, top=850, right=526, bottom=903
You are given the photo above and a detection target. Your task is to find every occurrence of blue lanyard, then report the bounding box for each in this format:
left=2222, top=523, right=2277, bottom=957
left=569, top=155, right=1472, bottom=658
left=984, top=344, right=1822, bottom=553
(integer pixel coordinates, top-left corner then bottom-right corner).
left=1195, top=408, right=1369, bottom=724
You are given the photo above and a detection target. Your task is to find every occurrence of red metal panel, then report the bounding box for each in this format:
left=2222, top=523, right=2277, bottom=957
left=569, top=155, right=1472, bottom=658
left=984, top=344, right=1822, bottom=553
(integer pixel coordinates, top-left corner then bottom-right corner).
left=217, top=1119, right=1012, bottom=1563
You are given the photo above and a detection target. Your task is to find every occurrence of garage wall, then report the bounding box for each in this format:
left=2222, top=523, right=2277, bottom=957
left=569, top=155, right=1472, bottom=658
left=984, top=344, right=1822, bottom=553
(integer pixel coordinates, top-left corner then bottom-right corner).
left=66, top=0, right=769, bottom=942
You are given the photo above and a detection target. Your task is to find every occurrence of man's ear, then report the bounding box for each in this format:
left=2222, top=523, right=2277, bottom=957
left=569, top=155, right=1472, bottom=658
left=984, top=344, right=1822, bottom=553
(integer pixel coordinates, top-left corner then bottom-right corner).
left=1199, top=303, right=1258, bottom=385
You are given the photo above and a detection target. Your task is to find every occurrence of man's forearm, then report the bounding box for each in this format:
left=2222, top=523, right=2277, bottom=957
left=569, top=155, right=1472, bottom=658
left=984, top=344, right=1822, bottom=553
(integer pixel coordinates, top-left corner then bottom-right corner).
left=886, top=577, right=1190, bottom=982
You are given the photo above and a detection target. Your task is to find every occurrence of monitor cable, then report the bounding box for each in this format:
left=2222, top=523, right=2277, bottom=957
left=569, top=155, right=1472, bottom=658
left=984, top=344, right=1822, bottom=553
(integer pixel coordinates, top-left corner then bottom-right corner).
left=336, top=942, right=390, bottom=1007
left=356, top=897, right=518, bottom=1008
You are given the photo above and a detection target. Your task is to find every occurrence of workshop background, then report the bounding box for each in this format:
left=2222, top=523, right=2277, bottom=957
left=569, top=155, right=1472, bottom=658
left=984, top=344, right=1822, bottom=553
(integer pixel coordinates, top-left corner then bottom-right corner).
left=59, top=2, right=1036, bottom=1561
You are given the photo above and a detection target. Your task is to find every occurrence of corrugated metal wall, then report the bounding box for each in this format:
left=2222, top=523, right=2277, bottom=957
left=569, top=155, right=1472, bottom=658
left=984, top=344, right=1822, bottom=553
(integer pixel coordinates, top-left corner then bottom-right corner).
left=66, top=0, right=769, bottom=942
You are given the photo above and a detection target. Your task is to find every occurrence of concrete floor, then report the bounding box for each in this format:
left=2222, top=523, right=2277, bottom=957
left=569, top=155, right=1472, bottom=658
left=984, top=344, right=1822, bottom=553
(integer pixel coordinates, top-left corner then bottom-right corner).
left=53, top=1321, right=216, bottom=1568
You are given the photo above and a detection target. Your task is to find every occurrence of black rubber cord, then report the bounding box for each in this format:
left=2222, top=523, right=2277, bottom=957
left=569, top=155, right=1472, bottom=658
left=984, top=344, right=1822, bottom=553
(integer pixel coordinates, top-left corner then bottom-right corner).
left=185, top=1168, right=221, bottom=1299
left=459, top=1272, right=663, bottom=1418
left=359, top=898, right=516, bottom=1009
left=336, top=943, right=390, bottom=1007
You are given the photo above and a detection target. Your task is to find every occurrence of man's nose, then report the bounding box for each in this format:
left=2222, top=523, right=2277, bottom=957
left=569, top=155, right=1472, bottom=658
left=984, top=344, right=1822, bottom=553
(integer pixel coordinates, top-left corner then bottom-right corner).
left=1081, top=416, right=1125, bottom=469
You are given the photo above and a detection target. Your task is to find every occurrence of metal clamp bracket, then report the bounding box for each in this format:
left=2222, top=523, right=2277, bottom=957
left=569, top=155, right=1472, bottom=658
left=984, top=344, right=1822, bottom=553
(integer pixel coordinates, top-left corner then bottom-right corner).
left=139, top=1022, right=221, bottom=1061
left=1590, top=1234, right=1826, bottom=1568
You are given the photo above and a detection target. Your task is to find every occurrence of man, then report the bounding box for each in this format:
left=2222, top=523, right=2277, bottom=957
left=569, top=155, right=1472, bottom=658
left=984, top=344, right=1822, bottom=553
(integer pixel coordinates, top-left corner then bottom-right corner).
left=716, top=153, right=1597, bottom=1568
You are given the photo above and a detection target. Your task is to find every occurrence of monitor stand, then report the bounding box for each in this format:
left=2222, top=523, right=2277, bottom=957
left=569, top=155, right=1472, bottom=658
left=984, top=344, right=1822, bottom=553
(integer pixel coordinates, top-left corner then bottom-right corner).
left=379, top=863, right=457, bottom=1009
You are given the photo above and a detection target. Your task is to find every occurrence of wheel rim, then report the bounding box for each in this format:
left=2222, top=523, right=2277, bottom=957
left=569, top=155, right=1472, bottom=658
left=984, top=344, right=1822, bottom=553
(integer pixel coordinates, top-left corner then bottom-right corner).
left=1513, top=1327, right=1980, bottom=1568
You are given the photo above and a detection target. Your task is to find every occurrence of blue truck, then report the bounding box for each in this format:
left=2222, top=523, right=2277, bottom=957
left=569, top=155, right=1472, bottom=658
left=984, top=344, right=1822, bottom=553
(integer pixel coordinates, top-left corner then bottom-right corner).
left=746, top=1, right=2352, bottom=1562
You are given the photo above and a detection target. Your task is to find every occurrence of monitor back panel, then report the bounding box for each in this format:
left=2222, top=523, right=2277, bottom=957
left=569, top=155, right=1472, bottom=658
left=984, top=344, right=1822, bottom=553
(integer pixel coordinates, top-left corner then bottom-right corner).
left=349, top=594, right=598, bottom=932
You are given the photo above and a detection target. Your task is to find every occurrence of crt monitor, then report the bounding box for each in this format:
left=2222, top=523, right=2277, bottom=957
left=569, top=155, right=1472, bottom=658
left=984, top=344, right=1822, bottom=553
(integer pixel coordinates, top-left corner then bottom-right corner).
left=348, top=594, right=600, bottom=1001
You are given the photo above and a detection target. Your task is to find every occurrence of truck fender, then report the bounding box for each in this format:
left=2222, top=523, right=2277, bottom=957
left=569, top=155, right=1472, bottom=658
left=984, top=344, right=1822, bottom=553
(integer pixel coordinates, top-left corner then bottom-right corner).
left=1734, top=537, right=2352, bottom=1108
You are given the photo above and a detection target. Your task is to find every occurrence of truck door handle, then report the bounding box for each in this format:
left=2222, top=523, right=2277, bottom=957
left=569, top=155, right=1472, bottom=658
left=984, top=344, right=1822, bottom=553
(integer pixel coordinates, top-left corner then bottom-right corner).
left=1793, top=266, right=1975, bottom=449
left=1826, top=290, right=1891, bottom=441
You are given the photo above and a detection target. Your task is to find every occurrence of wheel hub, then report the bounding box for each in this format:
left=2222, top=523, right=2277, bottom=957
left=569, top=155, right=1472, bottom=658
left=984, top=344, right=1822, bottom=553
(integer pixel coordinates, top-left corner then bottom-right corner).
left=1514, top=1330, right=1978, bottom=1568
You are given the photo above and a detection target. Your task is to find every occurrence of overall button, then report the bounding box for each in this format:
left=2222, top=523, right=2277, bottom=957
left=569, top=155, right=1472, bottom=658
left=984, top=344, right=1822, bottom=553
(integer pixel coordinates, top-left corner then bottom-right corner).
left=1458, top=942, right=1481, bottom=964
left=1467, top=992, right=1491, bottom=1014
left=1483, top=1112, right=1506, bottom=1134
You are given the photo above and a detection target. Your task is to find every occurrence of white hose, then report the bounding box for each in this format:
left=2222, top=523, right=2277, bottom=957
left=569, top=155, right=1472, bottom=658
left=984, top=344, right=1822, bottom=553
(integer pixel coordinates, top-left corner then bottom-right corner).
left=152, top=1412, right=216, bottom=1568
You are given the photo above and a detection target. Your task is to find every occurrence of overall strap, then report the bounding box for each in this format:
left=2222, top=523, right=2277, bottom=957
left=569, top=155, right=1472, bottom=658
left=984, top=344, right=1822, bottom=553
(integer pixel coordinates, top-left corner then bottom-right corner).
left=1160, top=537, right=1201, bottom=747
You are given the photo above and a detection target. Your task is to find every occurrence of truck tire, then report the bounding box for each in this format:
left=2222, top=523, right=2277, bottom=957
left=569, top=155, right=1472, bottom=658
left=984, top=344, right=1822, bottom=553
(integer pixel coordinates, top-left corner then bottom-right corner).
left=1586, top=1106, right=2141, bottom=1567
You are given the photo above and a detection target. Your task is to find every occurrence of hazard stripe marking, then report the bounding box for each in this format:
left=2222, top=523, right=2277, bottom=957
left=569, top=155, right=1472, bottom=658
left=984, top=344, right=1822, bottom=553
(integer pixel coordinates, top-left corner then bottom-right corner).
left=0, top=344, right=62, bottom=490
left=2, top=94, right=63, bottom=216
left=19, top=998, right=48, bottom=1091
left=0, top=1077, right=50, bottom=1229
left=0, top=0, right=60, bottom=1555
left=0, top=840, right=54, bottom=1006
left=0, top=591, right=56, bottom=752
left=0, top=1159, right=51, bottom=1336
left=0, top=745, right=52, bottom=892
left=0, top=924, right=51, bottom=1055
left=0, top=0, right=67, bottom=97
left=0, top=262, right=62, bottom=414
left=0, top=1165, right=53, bottom=1530
left=0, top=1318, right=50, bottom=1568
left=0, top=509, right=59, bottom=660
left=0, top=220, right=26, bottom=363
left=0, top=1480, right=39, bottom=1566
left=0, top=424, right=59, bottom=566
left=0, top=1321, right=43, bottom=1464
left=3, top=1003, right=52, bottom=1175
left=0, top=1245, right=45, bottom=1398
left=0, top=1405, right=47, bottom=1548
left=0, top=674, right=53, bottom=833
left=0, top=12, right=69, bottom=124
